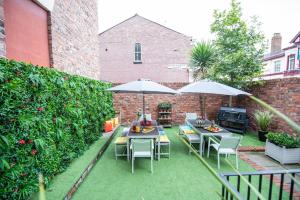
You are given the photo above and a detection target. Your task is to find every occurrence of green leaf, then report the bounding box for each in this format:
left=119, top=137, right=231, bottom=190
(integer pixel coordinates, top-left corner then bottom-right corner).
left=0, top=135, right=9, bottom=147
left=0, top=158, right=10, bottom=170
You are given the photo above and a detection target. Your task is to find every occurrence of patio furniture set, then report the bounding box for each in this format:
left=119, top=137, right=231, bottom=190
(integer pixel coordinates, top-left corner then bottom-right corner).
left=114, top=115, right=171, bottom=173
left=180, top=113, right=242, bottom=169
left=108, top=79, right=249, bottom=172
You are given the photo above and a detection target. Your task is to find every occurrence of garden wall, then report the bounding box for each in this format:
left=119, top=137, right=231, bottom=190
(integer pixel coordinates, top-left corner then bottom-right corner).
left=0, top=59, right=114, bottom=199
left=113, top=78, right=300, bottom=136
left=113, top=82, right=236, bottom=124
left=240, top=77, right=300, bottom=136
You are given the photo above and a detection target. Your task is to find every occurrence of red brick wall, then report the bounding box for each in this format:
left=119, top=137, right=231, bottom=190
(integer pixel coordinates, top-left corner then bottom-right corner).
left=113, top=82, right=235, bottom=124
left=240, top=77, right=300, bottom=136
left=113, top=78, right=300, bottom=136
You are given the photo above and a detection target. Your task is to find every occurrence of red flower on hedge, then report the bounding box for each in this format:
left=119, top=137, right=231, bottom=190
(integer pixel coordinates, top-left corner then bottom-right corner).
left=31, top=149, right=38, bottom=155
left=19, top=140, right=25, bottom=145
left=37, top=107, right=44, bottom=111
left=28, top=140, right=33, bottom=144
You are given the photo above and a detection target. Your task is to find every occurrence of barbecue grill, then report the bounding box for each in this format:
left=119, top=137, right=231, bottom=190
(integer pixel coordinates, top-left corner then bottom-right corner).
left=217, top=107, right=249, bottom=134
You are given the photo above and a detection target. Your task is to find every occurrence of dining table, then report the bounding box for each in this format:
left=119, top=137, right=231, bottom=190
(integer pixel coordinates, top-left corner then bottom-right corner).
left=185, top=119, right=232, bottom=156
left=127, top=126, right=161, bottom=160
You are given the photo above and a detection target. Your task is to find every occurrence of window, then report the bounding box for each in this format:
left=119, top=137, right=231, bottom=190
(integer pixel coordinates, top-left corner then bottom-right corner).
left=274, top=60, right=281, bottom=72
left=288, top=54, right=295, bottom=70
left=134, top=43, right=142, bottom=63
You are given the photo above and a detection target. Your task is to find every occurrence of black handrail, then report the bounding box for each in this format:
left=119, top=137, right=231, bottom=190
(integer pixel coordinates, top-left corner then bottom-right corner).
left=219, top=169, right=300, bottom=200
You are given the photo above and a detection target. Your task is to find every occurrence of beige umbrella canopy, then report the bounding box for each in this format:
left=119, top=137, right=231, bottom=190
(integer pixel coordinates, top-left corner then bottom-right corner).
left=177, top=80, right=251, bottom=118
left=107, top=79, right=177, bottom=121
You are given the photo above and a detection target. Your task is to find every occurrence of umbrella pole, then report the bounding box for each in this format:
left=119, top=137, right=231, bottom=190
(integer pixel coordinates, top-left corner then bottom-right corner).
left=143, top=93, right=146, bottom=124
left=199, top=94, right=203, bottom=118
left=199, top=94, right=207, bottom=119
left=203, top=95, right=207, bottom=119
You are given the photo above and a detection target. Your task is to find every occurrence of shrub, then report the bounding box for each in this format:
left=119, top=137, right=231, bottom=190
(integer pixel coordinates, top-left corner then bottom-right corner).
left=267, top=132, right=300, bottom=148
left=158, top=102, right=172, bottom=110
left=0, top=59, right=115, bottom=199
left=254, top=110, right=273, bottom=131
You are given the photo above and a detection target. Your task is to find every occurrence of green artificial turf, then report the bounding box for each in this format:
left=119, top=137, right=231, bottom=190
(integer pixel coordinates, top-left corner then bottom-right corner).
left=70, top=127, right=287, bottom=200
left=31, top=132, right=112, bottom=200
left=238, top=131, right=265, bottom=147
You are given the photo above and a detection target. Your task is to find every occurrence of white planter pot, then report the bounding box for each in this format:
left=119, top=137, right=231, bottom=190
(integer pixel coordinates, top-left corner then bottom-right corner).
left=265, top=140, right=300, bottom=164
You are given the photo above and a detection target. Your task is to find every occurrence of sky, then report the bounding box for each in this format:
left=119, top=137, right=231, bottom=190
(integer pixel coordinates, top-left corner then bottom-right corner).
left=97, top=0, right=300, bottom=49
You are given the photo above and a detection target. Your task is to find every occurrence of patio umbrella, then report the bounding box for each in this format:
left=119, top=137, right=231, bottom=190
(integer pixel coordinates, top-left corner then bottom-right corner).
left=107, top=79, right=177, bottom=122
left=177, top=80, right=251, bottom=118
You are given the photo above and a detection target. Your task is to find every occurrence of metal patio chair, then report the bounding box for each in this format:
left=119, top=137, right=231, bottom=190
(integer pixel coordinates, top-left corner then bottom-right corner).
left=185, top=113, right=198, bottom=120
left=130, top=139, right=154, bottom=173
left=207, top=136, right=242, bottom=169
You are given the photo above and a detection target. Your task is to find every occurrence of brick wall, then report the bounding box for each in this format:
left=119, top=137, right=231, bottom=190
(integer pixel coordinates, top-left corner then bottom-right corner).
left=50, top=0, right=100, bottom=79
left=99, top=15, right=192, bottom=83
left=113, top=82, right=234, bottom=124
left=114, top=78, right=300, bottom=136
left=240, top=77, right=300, bottom=136
left=0, top=0, right=5, bottom=57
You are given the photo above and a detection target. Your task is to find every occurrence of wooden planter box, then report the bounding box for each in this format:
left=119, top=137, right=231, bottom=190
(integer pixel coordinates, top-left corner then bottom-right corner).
left=265, top=140, right=300, bottom=164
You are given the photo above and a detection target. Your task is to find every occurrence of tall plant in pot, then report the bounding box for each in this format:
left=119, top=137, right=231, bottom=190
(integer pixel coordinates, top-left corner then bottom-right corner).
left=254, top=110, right=273, bottom=142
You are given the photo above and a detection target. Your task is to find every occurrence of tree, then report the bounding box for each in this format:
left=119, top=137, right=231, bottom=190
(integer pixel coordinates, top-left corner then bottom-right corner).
left=209, top=0, right=266, bottom=89
left=190, top=41, right=215, bottom=80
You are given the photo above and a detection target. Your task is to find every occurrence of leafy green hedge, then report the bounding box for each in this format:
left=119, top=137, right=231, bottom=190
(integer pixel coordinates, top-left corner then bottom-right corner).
left=0, top=59, right=115, bottom=199
left=267, top=132, right=300, bottom=148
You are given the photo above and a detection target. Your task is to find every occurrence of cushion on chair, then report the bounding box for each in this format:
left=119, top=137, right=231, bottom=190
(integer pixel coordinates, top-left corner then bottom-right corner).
left=185, top=134, right=200, bottom=142
left=219, top=148, right=236, bottom=154
left=159, top=135, right=170, bottom=143
left=133, top=151, right=152, bottom=157
left=114, top=136, right=128, bottom=144
left=179, top=125, right=195, bottom=134
left=211, top=143, right=236, bottom=154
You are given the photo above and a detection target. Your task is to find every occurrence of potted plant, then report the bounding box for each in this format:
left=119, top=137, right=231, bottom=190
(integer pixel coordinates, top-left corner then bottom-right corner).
left=158, top=102, right=172, bottom=112
left=254, top=110, right=273, bottom=142
left=265, top=132, right=300, bottom=164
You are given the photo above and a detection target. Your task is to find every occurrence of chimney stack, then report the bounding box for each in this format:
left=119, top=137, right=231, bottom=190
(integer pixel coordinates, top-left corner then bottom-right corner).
left=271, top=33, right=282, bottom=53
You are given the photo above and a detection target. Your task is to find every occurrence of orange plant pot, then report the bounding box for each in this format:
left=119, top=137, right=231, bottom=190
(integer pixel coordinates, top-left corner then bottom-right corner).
left=104, top=120, right=113, bottom=132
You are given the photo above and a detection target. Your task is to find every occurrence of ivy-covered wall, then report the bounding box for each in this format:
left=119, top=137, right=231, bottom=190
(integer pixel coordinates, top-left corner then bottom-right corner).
left=0, top=59, right=115, bottom=199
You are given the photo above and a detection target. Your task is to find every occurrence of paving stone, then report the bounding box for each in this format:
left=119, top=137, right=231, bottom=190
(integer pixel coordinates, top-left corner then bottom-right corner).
left=241, top=152, right=300, bottom=195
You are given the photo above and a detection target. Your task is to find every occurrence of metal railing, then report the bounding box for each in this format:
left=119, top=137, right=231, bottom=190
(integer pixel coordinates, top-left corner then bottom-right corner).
left=220, top=169, right=300, bottom=200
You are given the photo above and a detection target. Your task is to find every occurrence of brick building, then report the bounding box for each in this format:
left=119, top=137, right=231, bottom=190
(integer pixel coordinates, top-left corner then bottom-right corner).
left=263, top=32, right=300, bottom=79
left=99, top=14, right=193, bottom=83
left=0, top=0, right=100, bottom=79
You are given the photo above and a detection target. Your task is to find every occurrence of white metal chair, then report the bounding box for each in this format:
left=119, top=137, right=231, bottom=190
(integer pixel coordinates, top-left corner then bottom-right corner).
left=207, top=136, right=242, bottom=169
left=130, top=139, right=154, bottom=173
left=185, top=113, right=198, bottom=120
